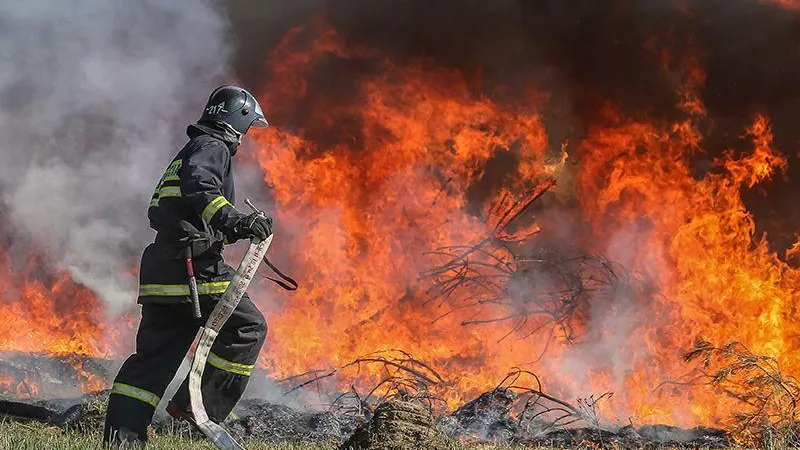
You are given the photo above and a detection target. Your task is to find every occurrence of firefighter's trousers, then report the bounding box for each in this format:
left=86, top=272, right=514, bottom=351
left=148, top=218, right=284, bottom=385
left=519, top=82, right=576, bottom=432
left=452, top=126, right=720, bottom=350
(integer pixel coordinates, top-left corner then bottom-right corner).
left=103, top=293, right=266, bottom=445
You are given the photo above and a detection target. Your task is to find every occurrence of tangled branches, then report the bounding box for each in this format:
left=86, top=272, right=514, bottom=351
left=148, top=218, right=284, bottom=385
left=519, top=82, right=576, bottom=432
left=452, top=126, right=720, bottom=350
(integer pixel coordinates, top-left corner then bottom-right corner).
left=277, top=353, right=610, bottom=441
left=424, top=242, right=635, bottom=354
left=497, top=369, right=612, bottom=435
left=277, top=349, right=449, bottom=414
left=680, top=339, right=800, bottom=446
left=422, top=172, right=639, bottom=352
left=341, top=349, right=448, bottom=409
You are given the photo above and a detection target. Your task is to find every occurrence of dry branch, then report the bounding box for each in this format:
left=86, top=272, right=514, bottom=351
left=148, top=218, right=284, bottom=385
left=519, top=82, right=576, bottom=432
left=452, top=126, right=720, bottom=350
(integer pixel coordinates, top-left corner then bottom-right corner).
left=423, top=241, right=638, bottom=355
left=340, top=350, right=449, bottom=411
left=419, top=167, right=642, bottom=352
left=493, top=368, right=612, bottom=435
left=278, top=350, right=450, bottom=414
left=276, top=349, right=608, bottom=440
left=675, top=338, right=800, bottom=446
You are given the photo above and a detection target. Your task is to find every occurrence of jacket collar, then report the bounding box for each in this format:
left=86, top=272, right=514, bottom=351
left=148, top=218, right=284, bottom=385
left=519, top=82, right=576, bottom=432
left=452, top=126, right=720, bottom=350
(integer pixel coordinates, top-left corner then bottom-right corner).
left=187, top=121, right=242, bottom=155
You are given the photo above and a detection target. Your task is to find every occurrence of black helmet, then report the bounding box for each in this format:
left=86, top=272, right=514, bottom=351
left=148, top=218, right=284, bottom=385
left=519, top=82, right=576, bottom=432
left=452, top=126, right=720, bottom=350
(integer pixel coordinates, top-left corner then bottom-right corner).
left=199, top=85, right=268, bottom=135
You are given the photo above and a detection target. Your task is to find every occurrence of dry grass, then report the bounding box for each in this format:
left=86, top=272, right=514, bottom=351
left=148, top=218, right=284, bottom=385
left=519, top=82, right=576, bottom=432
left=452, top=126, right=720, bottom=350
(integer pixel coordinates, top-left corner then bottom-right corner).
left=0, top=420, right=535, bottom=450
left=680, top=339, right=800, bottom=449
left=0, top=420, right=758, bottom=450
left=0, top=420, right=321, bottom=450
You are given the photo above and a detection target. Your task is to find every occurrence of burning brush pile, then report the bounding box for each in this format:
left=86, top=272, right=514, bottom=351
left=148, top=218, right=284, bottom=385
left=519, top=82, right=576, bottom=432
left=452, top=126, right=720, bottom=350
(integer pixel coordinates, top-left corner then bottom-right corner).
left=6, top=0, right=800, bottom=448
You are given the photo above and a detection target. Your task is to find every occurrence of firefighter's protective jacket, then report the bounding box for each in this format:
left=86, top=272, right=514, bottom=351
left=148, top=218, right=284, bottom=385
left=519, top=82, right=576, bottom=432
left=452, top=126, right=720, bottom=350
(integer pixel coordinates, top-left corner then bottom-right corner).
left=138, top=124, right=248, bottom=305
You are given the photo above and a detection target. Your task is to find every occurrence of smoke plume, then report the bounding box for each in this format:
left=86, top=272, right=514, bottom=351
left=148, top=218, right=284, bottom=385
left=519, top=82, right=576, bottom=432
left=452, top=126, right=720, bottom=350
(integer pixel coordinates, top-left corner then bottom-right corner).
left=0, top=0, right=233, bottom=312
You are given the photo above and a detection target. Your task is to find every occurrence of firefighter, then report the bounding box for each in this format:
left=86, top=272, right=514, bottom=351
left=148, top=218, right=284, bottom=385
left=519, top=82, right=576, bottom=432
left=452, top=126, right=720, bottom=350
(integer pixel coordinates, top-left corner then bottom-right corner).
left=103, top=85, right=273, bottom=447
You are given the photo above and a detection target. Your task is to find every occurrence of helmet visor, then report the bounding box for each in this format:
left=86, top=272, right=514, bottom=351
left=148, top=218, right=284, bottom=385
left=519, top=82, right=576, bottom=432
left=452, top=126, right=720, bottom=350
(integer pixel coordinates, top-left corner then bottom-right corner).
left=251, top=100, right=269, bottom=128
left=251, top=116, right=269, bottom=128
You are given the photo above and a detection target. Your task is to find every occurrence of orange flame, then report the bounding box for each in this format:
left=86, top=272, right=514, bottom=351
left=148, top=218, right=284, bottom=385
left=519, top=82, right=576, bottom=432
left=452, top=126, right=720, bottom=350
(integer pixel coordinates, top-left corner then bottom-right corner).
left=251, top=23, right=563, bottom=408
left=245, top=21, right=800, bottom=429
left=0, top=238, right=127, bottom=397
left=2, top=12, right=799, bottom=435
left=0, top=373, right=40, bottom=400
left=0, top=255, right=120, bottom=357
left=575, top=107, right=791, bottom=424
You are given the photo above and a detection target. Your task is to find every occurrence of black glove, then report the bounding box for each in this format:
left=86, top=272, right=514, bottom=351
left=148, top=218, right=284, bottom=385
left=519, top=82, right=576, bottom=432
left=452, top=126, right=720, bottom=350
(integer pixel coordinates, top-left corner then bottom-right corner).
left=233, top=213, right=273, bottom=241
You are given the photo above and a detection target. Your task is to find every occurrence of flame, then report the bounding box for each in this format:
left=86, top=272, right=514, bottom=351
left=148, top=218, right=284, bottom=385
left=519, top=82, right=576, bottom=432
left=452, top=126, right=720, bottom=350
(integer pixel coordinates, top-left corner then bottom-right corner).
left=2, top=8, right=799, bottom=435
left=251, top=23, right=564, bottom=408
left=0, top=373, right=40, bottom=400
left=0, top=237, right=126, bottom=397
left=72, top=359, right=109, bottom=393
left=786, top=237, right=800, bottom=261
left=247, top=20, right=800, bottom=429
left=0, top=249, right=120, bottom=357
left=575, top=107, right=791, bottom=424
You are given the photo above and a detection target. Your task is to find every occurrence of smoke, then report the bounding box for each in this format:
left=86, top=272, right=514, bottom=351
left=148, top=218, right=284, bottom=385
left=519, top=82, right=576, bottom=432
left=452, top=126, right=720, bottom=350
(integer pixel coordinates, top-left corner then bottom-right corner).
left=0, top=0, right=233, bottom=312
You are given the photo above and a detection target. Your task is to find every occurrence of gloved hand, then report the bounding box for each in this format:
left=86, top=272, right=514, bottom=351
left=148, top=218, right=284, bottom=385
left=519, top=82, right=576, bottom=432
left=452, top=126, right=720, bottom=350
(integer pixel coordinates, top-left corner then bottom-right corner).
left=233, top=213, right=273, bottom=241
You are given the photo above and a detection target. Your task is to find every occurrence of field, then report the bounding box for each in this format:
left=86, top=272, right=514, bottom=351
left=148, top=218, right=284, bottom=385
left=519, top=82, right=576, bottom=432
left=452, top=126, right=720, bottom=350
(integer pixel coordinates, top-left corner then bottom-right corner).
left=0, top=421, right=319, bottom=450
left=0, top=420, right=521, bottom=450
left=0, top=420, right=756, bottom=450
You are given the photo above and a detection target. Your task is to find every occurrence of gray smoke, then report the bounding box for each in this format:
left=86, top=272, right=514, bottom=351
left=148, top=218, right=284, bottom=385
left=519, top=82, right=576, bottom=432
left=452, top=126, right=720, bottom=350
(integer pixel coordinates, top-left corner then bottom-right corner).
left=0, top=0, right=233, bottom=313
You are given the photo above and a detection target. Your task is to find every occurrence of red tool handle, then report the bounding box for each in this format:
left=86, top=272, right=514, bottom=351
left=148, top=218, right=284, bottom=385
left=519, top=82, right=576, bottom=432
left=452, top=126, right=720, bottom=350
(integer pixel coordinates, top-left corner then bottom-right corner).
left=185, top=245, right=202, bottom=321
left=184, top=254, right=195, bottom=277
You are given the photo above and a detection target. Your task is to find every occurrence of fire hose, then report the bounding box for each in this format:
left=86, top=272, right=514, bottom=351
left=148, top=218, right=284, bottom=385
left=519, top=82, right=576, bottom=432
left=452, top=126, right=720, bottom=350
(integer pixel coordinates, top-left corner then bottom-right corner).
left=184, top=199, right=295, bottom=450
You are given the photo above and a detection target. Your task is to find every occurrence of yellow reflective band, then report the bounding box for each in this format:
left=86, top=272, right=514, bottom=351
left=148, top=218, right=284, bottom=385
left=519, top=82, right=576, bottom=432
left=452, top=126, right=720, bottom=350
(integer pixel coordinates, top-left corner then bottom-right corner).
left=149, top=158, right=183, bottom=208
left=138, top=281, right=230, bottom=297
left=164, top=159, right=183, bottom=178
left=198, top=282, right=231, bottom=294
left=207, top=352, right=254, bottom=376
left=159, top=186, right=181, bottom=198
left=201, top=196, right=232, bottom=223
left=111, top=382, right=160, bottom=408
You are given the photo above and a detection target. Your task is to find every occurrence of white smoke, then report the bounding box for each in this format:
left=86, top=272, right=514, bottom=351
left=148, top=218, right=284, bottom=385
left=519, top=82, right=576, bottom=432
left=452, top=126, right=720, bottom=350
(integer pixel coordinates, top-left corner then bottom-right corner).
left=0, top=0, right=233, bottom=313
